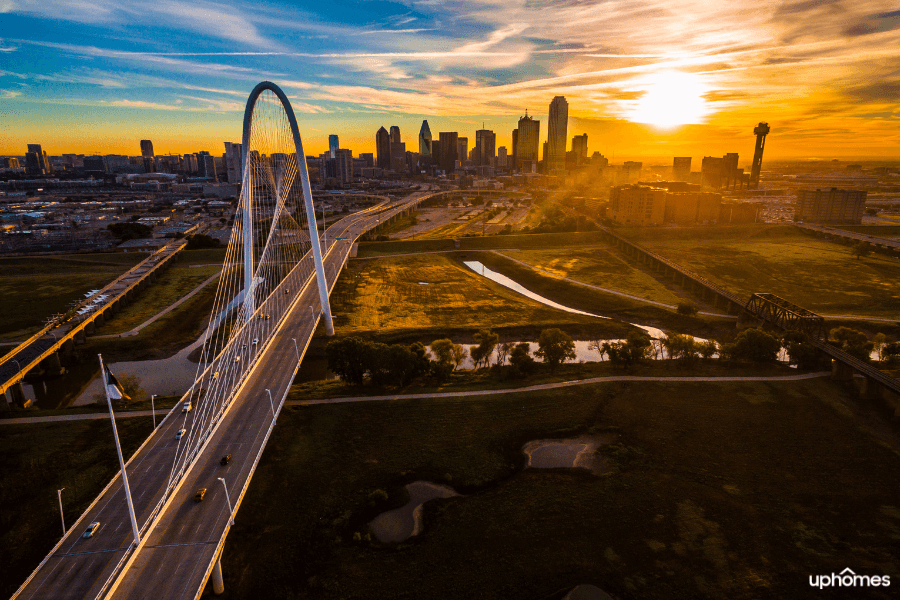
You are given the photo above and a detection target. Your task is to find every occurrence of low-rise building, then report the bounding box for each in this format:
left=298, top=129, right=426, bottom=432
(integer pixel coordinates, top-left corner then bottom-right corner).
left=609, top=185, right=666, bottom=226
left=794, top=188, right=866, bottom=224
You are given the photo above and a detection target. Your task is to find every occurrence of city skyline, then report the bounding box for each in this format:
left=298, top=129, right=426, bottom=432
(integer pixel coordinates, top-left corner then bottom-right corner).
left=1, top=1, right=899, bottom=159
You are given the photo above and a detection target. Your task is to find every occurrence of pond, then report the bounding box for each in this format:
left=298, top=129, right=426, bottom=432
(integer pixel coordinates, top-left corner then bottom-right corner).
left=522, top=434, right=616, bottom=475
left=368, top=481, right=459, bottom=543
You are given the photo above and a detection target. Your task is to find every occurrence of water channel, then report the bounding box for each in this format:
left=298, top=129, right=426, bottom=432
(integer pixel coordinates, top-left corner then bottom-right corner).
left=25, top=258, right=731, bottom=408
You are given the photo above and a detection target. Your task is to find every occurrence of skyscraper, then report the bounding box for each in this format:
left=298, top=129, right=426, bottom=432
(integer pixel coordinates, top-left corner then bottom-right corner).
left=475, top=128, right=496, bottom=166
left=457, top=137, right=468, bottom=165
left=673, top=157, right=691, bottom=181
left=418, top=121, right=432, bottom=160
left=497, top=146, right=508, bottom=168
left=438, top=132, right=458, bottom=172
left=389, top=127, right=405, bottom=172
left=224, top=142, right=242, bottom=184
left=547, top=96, right=568, bottom=172
left=334, top=148, right=353, bottom=184
left=515, top=112, right=540, bottom=172
left=329, top=135, right=339, bottom=159
left=140, top=140, right=154, bottom=158
left=751, top=122, right=770, bottom=187
left=376, top=127, right=391, bottom=170
left=26, top=144, right=46, bottom=175
left=571, top=134, right=588, bottom=165
left=198, top=151, right=217, bottom=180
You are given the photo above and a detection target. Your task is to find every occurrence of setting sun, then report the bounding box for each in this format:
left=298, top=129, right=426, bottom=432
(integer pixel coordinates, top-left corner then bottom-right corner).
left=629, top=71, right=711, bottom=127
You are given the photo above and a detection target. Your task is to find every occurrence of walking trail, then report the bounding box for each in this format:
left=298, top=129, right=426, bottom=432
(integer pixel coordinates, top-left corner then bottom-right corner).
left=1, top=371, right=831, bottom=424
left=93, top=271, right=220, bottom=338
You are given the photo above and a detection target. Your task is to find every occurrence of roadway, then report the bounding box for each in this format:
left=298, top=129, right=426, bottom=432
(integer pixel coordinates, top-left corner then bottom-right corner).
left=11, top=191, right=428, bottom=600
left=0, top=238, right=189, bottom=399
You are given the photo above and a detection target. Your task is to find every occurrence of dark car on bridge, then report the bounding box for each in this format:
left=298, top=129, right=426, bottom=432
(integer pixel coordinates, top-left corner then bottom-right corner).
left=194, top=488, right=206, bottom=502
left=220, top=454, right=232, bottom=466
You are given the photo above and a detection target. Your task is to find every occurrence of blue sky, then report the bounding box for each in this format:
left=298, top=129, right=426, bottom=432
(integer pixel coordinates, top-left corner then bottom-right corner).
left=2, top=0, right=899, bottom=159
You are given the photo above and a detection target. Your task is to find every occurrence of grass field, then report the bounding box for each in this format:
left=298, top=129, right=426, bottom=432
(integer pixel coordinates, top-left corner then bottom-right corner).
left=357, top=231, right=609, bottom=257
left=619, top=225, right=900, bottom=319
left=216, top=376, right=900, bottom=599
left=497, top=247, right=684, bottom=306
left=330, top=253, right=638, bottom=342
left=94, top=265, right=220, bottom=334
left=0, top=253, right=145, bottom=339
left=0, top=417, right=153, bottom=599
left=83, top=274, right=219, bottom=361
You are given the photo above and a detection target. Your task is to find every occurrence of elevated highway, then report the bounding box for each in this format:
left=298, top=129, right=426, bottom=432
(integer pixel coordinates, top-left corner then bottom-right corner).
left=11, top=189, right=434, bottom=600
left=0, top=238, right=188, bottom=405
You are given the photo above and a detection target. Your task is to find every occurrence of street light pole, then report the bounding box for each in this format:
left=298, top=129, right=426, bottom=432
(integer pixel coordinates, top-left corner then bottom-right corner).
left=150, top=394, right=157, bottom=429
left=265, top=388, right=275, bottom=418
left=217, top=477, right=234, bottom=525
left=57, top=488, right=65, bottom=536
left=291, top=338, right=300, bottom=361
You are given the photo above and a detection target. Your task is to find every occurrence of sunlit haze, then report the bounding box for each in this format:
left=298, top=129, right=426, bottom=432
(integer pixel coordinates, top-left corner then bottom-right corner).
left=2, top=0, right=899, bottom=159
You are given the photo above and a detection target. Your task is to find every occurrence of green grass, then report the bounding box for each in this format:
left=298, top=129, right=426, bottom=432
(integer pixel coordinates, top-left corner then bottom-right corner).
left=619, top=225, right=900, bottom=319
left=330, top=253, right=638, bottom=341
left=82, top=275, right=219, bottom=361
left=497, top=246, right=684, bottom=305
left=0, top=253, right=145, bottom=339
left=94, top=265, right=220, bottom=334
left=175, top=248, right=228, bottom=265
left=357, top=231, right=609, bottom=257
left=218, top=377, right=900, bottom=599
left=0, top=417, right=154, bottom=598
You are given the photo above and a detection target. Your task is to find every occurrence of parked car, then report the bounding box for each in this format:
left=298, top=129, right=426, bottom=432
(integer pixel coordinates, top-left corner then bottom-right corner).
left=220, top=454, right=232, bottom=466
left=176, top=429, right=186, bottom=440
left=83, top=522, right=100, bottom=538
left=194, top=488, right=207, bottom=502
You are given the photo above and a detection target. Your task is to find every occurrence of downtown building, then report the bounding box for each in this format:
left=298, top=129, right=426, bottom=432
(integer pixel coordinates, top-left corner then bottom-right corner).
left=609, top=185, right=666, bottom=226
left=546, top=96, right=568, bottom=173
left=795, top=188, right=867, bottom=224
left=514, top=112, right=540, bottom=172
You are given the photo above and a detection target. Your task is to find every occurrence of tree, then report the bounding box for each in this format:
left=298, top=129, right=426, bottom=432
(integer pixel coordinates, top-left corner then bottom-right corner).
left=662, top=333, right=698, bottom=362
left=509, top=342, right=536, bottom=374
left=698, top=339, right=718, bottom=359
left=325, top=337, right=370, bottom=385
left=853, top=241, right=872, bottom=260
left=731, top=328, right=781, bottom=363
left=495, top=342, right=513, bottom=366
left=535, top=328, right=576, bottom=371
left=186, top=234, right=221, bottom=249
left=676, top=303, right=699, bottom=317
left=882, top=341, right=900, bottom=365
left=107, top=222, right=152, bottom=241
left=829, top=326, right=874, bottom=362
left=470, top=329, right=499, bottom=369
left=873, top=333, right=886, bottom=362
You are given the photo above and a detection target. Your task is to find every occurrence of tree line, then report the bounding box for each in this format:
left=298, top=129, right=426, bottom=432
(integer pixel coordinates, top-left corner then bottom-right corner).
left=325, top=325, right=895, bottom=388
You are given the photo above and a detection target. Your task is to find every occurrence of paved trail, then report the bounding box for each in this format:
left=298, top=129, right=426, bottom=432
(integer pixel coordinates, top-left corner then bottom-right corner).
left=1, top=372, right=832, bottom=424
left=93, top=271, right=220, bottom=338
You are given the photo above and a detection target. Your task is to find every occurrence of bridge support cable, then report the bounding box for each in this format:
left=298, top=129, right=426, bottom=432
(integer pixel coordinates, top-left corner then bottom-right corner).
left=161, top=82, right=330, bottom=494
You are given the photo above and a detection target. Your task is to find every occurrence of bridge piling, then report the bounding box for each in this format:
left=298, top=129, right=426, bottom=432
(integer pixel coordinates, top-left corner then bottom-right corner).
left=211, top=559, right=225, bottom=595
left=9, top=381, right=28, bottom=407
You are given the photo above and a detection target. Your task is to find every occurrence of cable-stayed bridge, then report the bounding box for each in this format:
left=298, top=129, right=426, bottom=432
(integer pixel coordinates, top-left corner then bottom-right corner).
left=12, top=82, right=432, bottom=600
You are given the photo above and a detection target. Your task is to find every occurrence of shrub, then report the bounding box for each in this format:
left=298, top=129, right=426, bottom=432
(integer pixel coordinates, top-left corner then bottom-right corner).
left=676, top=303, right=699, bottom=317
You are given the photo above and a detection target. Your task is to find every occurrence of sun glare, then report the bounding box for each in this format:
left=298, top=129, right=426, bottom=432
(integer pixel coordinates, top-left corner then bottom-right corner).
left=629, top=71, right=710, bottom=127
